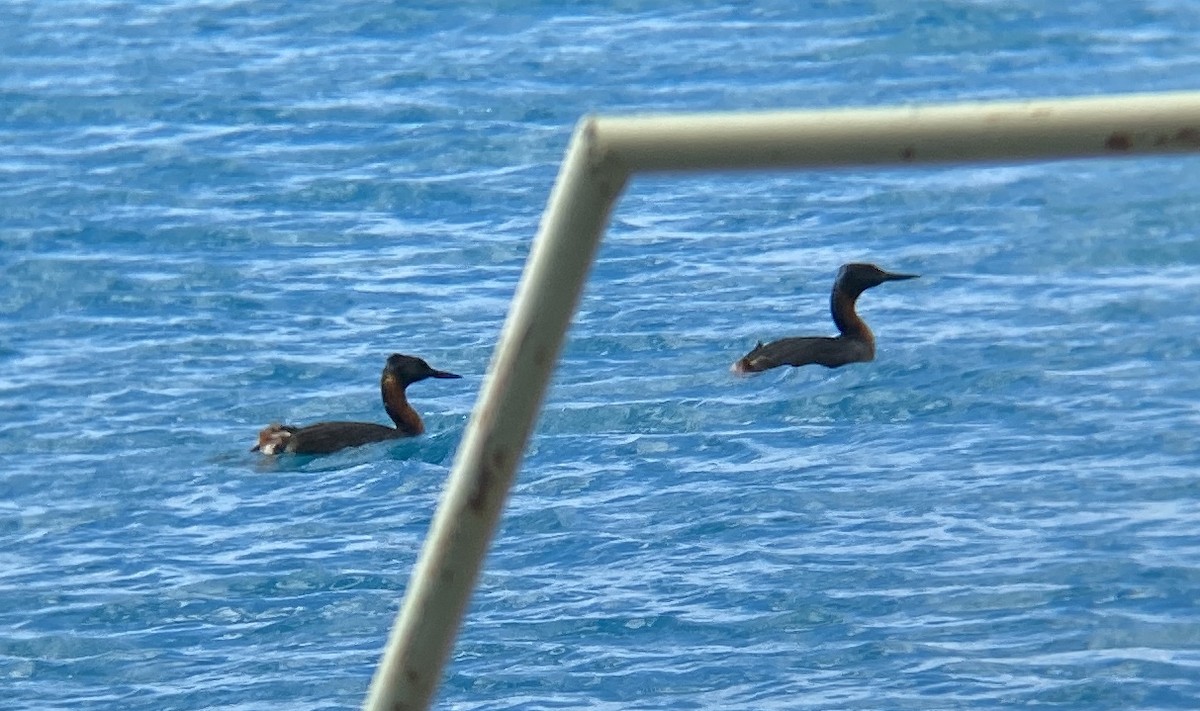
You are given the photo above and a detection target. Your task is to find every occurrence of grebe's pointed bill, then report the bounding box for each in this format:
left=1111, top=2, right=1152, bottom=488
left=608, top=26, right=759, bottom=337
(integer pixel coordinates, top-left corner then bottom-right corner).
left=427, top=368, right=462, bottom=379
left=880, top=269, right=919, bottom=282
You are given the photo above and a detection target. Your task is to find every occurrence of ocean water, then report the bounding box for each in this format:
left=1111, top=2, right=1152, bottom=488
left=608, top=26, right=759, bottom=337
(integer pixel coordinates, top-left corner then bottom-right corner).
left=3, top=1, right=1200, bottom=709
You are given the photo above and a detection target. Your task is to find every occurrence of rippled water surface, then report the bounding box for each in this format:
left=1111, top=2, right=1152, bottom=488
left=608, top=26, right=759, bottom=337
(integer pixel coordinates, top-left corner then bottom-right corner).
left=3, top=2, right=1200, bottom=709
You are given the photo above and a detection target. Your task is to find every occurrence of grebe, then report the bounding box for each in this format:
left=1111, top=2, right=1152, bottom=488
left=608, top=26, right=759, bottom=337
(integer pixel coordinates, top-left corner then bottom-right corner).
left=733, top=263, right=917, bottom=374
left=252, top=353, right=461, bottom=455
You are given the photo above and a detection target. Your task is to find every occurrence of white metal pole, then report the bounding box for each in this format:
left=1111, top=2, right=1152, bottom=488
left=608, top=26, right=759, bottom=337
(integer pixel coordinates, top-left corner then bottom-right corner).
left=363, top=119, right=628, bottom=711
left=364, top=91, right=1200, bottom=711
left=593, top=90, right=1200, bottom=172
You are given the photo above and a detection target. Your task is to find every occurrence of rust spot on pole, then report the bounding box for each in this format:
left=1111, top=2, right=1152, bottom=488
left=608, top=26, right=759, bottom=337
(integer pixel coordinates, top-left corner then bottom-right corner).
left=467, top=462, right=492, bottom=514
left=468, top=447, right=510, bottom=514
left=1105, top=132, right=1133, bottom=150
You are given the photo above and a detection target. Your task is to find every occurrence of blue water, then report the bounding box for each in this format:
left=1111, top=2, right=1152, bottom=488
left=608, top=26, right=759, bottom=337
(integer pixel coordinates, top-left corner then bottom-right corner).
left=3, top=2, right=1200, bottom=709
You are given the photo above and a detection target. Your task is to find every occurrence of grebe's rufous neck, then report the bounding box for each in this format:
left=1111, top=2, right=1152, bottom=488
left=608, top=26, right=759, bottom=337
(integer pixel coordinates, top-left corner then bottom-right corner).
left=732, top=263, right=918, bottom=374
left=252, top=353, right=461, bottom=455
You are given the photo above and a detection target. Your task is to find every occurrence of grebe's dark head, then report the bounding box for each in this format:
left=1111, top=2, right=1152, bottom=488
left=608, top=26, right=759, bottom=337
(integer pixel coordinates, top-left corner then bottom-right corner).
left=835, top=263, right=918, bottom=296
left=383, top=353, right=462, bottom=387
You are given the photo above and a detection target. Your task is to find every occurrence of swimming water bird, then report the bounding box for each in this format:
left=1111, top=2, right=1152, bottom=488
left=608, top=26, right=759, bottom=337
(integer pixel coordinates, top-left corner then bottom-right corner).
left=252, top=353, right=461, bottom=455
left=732, top=263, right=918, bottom=374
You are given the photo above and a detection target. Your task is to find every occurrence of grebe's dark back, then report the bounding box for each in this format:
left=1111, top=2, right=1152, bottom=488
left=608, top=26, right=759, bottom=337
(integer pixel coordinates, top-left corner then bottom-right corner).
left=733, top=263, right=917, bottom=374
left=252, top=353, right=461, bottom=455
